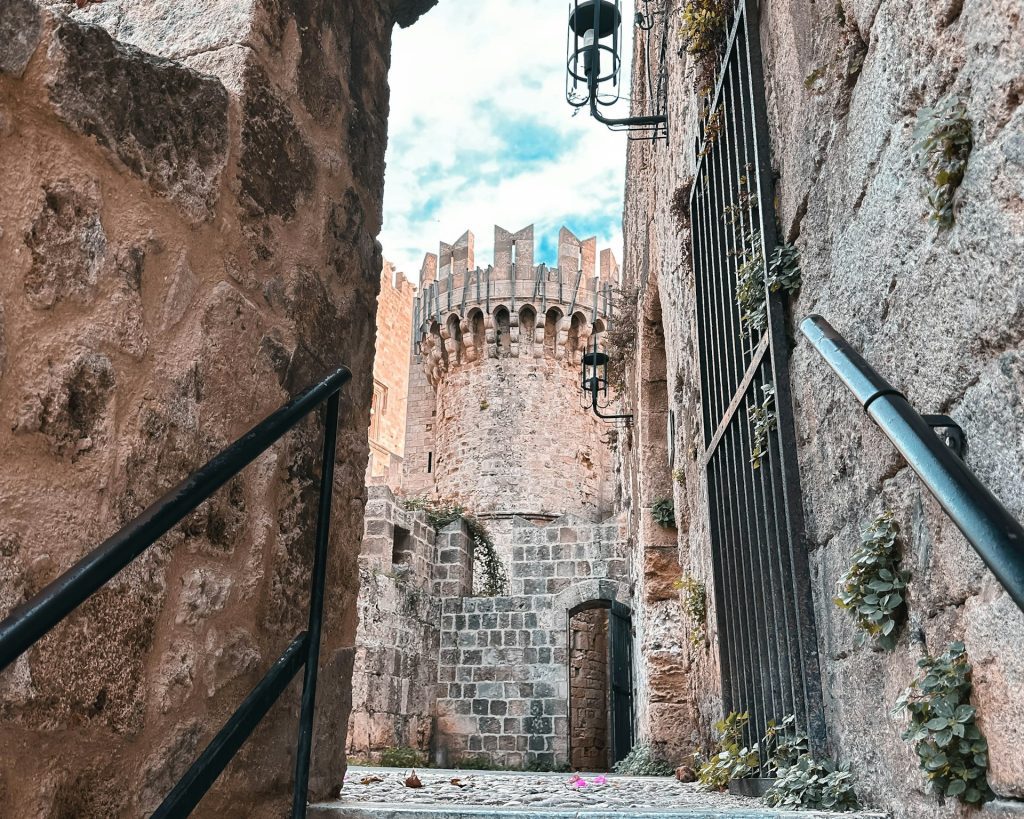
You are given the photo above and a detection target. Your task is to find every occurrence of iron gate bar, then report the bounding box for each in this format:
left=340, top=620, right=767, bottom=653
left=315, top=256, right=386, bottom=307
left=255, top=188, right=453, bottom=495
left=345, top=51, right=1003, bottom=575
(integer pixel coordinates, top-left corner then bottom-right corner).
left=687, top=0, right=827, bottom=761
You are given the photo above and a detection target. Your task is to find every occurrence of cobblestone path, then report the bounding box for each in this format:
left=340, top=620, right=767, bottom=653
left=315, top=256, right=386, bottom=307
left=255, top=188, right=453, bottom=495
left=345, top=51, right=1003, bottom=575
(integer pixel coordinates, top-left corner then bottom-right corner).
left=309, top=766, right=889, bottom=818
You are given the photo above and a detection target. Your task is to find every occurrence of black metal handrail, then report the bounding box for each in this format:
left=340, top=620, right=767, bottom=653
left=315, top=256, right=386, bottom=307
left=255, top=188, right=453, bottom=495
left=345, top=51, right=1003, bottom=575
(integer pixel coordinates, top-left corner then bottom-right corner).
left=801, top=315, right=1024, bottom=613
left=0, top=365, right=351, bottom=818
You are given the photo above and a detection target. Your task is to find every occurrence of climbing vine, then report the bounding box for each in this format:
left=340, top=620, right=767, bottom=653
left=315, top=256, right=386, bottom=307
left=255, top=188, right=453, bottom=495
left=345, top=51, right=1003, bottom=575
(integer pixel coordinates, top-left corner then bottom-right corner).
left=747, top=383, right=776, bottom=470
left=895, top=642, right=993, bottom=805
left=734, top=235, right=802, bottom=338
left=674, top=574, right=707, bottom=648
left=913, top=97, right=973, bottom=230
left=404, top=498, right=508, bottom=596
left=834, top=512, right=910, bottom=650
left=679, top=0, right=731, bottom=99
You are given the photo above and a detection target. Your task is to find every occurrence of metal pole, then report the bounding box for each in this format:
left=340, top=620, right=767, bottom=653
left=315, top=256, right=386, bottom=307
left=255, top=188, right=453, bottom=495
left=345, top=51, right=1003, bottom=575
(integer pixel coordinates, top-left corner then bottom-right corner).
left=292, top=391, right=341, bottom=818
left=801, top=314, right=1024, bottom=613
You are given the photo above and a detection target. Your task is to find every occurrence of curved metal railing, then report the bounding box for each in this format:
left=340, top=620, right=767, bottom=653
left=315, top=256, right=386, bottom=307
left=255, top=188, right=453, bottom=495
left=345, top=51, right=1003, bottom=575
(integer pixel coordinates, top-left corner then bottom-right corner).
left=801, top=315, right=1024, bottom=613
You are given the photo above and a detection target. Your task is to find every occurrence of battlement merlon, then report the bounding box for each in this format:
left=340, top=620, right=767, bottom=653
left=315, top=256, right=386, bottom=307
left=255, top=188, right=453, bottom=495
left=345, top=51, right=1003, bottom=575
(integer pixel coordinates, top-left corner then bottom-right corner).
left=411, top=225, right=620, bottom=344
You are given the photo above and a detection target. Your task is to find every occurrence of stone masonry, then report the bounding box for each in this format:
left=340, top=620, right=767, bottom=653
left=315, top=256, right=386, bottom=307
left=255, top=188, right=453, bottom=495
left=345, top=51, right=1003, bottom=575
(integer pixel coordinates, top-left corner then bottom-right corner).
left=367, top=260, right=415, bottom=489
left=0, top=0, right=435, bottom=815
left=617, top=1, right=1024, bottom=817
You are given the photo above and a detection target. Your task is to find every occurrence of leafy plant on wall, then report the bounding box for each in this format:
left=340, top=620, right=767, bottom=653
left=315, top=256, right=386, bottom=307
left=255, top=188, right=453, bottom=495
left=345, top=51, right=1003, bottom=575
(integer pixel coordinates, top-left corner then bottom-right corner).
left=678, top=0, right=731, bottom=98
left=747, top=382, right=776, bottom=470
left=913, top=97, right=973, bottom=229
left=674, top=574, right=707, bottom=648
left=894, top=642, right=993, bottom=805
left=834, top=512, right=910, bottom=650
left=404, top=497, right=508, bottom=596
left=651, top=498, right=676, bottom=528
left=734, top=237, right=802, bottom=338
left=604, top=283, right=639, bottom=395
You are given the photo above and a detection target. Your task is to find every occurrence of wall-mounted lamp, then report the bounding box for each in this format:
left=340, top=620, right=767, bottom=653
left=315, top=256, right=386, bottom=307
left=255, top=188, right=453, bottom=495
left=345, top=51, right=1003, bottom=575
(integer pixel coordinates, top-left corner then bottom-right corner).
left=566, top=0, right=668, bottom=138
left=581, top=334, right=633, bottom=423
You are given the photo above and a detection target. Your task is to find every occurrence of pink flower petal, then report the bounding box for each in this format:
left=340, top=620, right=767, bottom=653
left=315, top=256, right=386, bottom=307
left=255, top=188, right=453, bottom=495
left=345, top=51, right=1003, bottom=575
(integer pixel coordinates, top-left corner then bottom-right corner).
left=593, top=775, right=607, bottom=785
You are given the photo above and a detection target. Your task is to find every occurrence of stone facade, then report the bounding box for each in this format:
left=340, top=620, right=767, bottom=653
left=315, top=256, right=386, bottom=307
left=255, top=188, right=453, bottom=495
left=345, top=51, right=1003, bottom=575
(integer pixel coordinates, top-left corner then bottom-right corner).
left=348, top=486, right=441, bottom=759
left=349, top=487, right=629, bottom=771
left=433, top=517, right=628, bottom=770
left=0, top=0, right=434, bottom=815
left=368, top=261, right=415, bottom=489
left=617, top=1, right=1024, bottom=816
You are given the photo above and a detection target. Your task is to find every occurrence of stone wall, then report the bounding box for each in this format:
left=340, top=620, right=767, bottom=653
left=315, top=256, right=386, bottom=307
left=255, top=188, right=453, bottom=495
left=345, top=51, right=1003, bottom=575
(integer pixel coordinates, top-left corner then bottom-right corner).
left=367, top=261, right=414, bottom=489
left=434, top=516, right=628, bottom=770
left=0, top=0, right=434, bottom=815
left=348, top=486, right=440, bottom=758
left=619, top=0, right=1024, bottom=815
left=569, top=607, right=610, bottom=772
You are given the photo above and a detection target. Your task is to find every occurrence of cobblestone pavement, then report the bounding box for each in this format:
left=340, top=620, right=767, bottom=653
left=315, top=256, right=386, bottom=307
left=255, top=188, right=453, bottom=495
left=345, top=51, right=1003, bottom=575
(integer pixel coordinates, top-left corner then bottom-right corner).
left=309, top=766, right=889, bottom=818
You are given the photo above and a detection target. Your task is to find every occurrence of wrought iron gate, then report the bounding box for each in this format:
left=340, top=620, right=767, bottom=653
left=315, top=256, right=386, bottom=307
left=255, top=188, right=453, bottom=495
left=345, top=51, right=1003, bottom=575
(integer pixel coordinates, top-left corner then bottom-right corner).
left=608, top=601, right=634, bottom=765
left=688, top=0, right=826, bottom=758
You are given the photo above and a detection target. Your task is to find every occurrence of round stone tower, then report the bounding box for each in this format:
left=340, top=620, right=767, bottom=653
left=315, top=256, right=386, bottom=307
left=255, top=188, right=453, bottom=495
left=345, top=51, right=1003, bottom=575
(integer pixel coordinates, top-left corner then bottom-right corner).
left=403, top=224, right=619, bottom=531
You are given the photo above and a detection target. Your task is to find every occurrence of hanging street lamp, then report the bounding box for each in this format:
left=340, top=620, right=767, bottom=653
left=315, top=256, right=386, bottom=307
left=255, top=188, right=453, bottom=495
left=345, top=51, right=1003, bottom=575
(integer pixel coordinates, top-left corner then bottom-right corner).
left=581, top=333, right=633, bottom=423
left=565, top=0, right=668, bottom=137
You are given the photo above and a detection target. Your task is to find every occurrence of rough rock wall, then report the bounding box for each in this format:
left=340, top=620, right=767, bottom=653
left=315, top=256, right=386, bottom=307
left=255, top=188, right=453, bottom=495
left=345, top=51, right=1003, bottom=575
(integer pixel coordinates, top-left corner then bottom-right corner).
left=348, top=486, right=439, bottom=758
left=0, top=0, right=434, bottom=815
left=620, top=0, right=1024, bottom=814
left=434, top=516, right=628, bottom=770
left=569, top=607, right=610, bottom=772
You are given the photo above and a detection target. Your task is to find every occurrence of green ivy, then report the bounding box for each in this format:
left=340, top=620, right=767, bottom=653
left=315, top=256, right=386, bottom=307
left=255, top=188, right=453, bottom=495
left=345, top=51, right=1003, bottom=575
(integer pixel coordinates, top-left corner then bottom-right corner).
left=695, top=711, right=760, bottom=791
left=913, top=97, right=972, bottom=230
left=652, top=498, right=676, bottom=528
left=679, top=0, right=729, bottom=55
left=747, top=383, right=776, bottom=470
left=894, top=642, right=993, bottom=805
left=762, top=715, right=860, bottom=811
left=765, top=755, right=860, bottom=811
left=404, top=498, right=508, bottom=596
left=674, top=574, right=707, bottom=648
left=834, top=512, right=910, bottom=650
left=613, top=743, right=675, bottom=776
left=734, top=235, right=802, bottom=338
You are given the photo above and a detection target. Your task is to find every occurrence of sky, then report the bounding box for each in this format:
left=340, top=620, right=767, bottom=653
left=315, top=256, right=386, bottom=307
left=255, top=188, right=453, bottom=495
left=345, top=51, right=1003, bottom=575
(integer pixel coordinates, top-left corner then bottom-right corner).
left=380, top=0, right=636, bottom=281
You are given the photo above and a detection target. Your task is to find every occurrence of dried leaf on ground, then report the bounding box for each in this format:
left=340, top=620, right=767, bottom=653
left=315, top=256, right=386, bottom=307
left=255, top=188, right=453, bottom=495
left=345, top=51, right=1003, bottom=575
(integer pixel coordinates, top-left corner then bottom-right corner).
left=405, top=770, right=423, bottom=788
left=358, top=775, right=383, bottom=785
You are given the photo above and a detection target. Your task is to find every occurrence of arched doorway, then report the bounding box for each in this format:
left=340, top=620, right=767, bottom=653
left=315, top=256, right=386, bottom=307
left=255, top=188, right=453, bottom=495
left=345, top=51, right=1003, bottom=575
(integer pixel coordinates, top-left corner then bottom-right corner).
left=567, top=600, right=633, bottom=770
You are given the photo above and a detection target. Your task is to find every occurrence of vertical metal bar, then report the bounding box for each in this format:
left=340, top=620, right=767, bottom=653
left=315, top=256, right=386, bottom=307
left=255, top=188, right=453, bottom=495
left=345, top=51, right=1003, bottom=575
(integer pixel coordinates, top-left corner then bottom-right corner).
left=741, top=0, right=826, bottom=751
left=486, top=268, right=491, bottom=314
left=734, top=24, right=796, bottom=726
left=292, top=391, right=340, bottom=819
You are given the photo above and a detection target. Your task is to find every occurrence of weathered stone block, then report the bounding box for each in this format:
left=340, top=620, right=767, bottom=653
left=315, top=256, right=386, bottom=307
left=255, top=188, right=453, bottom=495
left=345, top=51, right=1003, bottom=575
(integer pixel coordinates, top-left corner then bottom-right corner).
left=47, top=22, right=229, bottom=221
left=0, top=0, right=42, bottom=77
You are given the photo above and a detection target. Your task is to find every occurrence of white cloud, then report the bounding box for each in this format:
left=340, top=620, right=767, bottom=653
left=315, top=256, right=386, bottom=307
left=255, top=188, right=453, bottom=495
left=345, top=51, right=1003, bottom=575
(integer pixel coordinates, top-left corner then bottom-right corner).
left=381, top=0, right=638, bottom=280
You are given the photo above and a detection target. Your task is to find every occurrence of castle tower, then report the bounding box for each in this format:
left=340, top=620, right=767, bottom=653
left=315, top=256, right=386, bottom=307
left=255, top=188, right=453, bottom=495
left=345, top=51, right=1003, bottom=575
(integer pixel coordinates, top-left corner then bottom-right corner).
left=403, top=225, right=619, bottom=540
